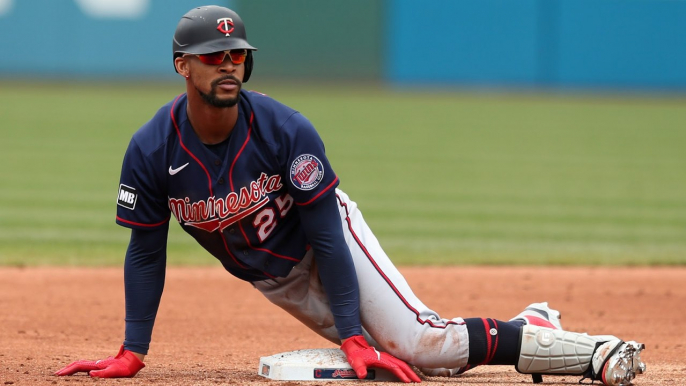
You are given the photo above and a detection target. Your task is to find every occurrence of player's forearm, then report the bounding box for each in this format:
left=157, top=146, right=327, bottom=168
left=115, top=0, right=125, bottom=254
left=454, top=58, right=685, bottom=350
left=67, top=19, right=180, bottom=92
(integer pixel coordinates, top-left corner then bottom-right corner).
left=296, top=193, right=363, bottom=339
left=123, top=227, right=168, bottom=355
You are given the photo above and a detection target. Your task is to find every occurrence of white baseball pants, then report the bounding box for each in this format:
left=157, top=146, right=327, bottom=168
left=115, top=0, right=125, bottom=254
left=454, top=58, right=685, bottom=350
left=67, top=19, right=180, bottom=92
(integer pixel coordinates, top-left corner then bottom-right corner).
left=253, top=189, right=469, bottom=370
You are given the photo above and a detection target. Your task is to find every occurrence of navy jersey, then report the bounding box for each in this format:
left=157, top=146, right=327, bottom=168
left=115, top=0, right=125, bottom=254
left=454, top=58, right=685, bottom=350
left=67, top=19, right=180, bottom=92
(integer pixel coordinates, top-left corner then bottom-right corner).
left=116, top=90, right=339, bottom=281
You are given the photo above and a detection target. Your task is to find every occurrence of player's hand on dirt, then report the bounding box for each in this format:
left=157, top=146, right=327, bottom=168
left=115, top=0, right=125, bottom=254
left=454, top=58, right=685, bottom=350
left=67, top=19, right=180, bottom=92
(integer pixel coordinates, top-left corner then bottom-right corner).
left=341, top=335, right=421, bottom=383
left=54, top=345, right=145, bottom=378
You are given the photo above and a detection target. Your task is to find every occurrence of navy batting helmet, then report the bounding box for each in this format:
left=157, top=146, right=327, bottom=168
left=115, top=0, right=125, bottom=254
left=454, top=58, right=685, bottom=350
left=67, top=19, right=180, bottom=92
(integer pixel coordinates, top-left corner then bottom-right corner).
left=173, top=6, right=257, bottom=82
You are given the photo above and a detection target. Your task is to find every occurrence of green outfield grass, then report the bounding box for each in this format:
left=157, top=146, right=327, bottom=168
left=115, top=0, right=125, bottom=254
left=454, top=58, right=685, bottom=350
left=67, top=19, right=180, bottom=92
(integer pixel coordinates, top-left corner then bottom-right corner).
left=1, top=81, right=684, bottom=266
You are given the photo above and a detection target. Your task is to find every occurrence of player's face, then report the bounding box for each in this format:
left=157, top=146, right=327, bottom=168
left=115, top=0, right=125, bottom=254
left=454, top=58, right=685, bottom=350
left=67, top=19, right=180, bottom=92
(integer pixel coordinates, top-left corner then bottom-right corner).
left=183, top=50, right=247, bottom=108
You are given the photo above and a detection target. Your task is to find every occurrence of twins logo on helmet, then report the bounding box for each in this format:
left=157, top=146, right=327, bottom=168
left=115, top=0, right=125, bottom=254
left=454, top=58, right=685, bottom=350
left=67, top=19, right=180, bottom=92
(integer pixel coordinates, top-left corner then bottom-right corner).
left=217, top=17, right=234, bottom=36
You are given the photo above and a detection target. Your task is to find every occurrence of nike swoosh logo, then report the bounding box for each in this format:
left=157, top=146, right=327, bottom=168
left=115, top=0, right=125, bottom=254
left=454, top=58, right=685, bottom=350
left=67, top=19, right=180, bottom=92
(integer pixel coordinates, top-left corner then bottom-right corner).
left=169, top=163, right=189, bottom=175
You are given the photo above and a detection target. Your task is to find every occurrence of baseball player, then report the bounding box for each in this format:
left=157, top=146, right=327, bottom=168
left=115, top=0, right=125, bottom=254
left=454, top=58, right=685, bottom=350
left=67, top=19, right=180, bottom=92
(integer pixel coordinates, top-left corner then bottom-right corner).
left=55, top=6, right=646, bottom=385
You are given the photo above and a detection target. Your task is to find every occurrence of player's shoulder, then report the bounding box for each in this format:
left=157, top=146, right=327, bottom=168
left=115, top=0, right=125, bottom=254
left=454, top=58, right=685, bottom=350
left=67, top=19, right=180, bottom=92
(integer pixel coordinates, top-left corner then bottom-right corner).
left=242, top=89, right=294, bottom=113
left=242, top=89, right=314, bottom=133
left=130, top=94, right=185, bottom=156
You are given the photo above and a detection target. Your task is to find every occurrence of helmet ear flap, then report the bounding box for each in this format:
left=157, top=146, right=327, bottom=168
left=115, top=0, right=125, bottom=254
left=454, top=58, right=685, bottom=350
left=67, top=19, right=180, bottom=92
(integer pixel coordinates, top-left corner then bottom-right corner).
left=243, top=51, right=254, bottom=83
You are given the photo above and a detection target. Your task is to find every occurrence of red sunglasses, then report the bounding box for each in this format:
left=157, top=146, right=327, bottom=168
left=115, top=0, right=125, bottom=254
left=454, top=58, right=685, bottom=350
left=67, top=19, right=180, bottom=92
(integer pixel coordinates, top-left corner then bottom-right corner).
left=188, top=49, right=248, bottom=66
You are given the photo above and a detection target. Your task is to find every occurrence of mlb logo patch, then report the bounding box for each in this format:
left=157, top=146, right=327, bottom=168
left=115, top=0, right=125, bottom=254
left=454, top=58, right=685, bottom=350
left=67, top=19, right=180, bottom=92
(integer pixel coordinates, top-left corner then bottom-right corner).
left=290, top=154, right=324, bottom=191
left=117, top=184, right=138, bottom=210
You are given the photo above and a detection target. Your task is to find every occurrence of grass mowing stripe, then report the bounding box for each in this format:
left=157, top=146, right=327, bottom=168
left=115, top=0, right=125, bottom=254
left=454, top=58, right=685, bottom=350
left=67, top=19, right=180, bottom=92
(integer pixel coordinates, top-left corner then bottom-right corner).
left=1, top=82, right=684, bottom=266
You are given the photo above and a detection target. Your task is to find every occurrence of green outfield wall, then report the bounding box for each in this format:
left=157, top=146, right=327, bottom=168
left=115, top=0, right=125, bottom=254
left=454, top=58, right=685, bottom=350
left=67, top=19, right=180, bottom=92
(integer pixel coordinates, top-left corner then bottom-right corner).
left=237, top=0, right=384, bottom=81
left=0, top=0, right=684, bottom=91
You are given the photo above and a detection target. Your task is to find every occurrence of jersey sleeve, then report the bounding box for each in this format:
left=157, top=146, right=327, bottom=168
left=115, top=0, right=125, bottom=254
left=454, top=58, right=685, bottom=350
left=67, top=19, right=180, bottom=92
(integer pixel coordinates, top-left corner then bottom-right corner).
left=116, top=137, right=170, bottom=229
left=280, top=113, right=339, bottom=205
left=123, top=225, right=168, bottom=355
left=296, top=193, right=362, bottom=339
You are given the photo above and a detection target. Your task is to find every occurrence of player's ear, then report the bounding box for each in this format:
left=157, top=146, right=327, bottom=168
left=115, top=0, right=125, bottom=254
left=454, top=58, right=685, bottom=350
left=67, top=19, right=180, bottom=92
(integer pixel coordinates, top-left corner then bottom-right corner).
left=175, top=56, right=190, bottom=78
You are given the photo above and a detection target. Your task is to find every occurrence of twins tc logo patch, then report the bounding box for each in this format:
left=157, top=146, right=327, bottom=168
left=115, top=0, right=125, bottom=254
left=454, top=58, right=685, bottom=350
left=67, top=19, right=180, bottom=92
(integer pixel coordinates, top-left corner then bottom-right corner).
left=117, top=184, right=138, bottom=210
left=290, top=154, right=324, bottom=191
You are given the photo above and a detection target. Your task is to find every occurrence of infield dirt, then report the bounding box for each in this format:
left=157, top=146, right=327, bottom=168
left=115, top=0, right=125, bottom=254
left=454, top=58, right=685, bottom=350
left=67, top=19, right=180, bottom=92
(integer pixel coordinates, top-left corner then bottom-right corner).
left=1, top=266, right=683, bottom=385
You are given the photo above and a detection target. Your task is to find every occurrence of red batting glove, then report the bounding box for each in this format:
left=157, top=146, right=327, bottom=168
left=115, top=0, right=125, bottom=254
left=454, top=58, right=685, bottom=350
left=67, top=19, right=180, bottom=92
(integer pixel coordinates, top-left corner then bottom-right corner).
left=54, top=345, right=145, bottom=378
left=341, top=335, right=421, bottom=383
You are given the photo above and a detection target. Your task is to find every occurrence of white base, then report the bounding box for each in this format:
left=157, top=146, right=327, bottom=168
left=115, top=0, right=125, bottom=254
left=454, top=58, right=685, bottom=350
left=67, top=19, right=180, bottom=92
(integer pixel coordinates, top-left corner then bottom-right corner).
left=258, top=348, right=397, bottom=381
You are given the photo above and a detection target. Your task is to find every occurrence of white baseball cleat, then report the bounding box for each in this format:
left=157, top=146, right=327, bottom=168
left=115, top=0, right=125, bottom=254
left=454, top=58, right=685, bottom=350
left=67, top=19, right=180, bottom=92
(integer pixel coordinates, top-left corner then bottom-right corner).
left=510, top=302, right=562, bottom=330
left=589, top=340, right=646, bottom=386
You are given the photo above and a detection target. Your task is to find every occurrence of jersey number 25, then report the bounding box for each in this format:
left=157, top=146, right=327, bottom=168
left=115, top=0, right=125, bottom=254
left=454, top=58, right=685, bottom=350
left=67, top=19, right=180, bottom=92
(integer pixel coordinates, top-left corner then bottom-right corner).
left=253, top=194, right=294, bottom=242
